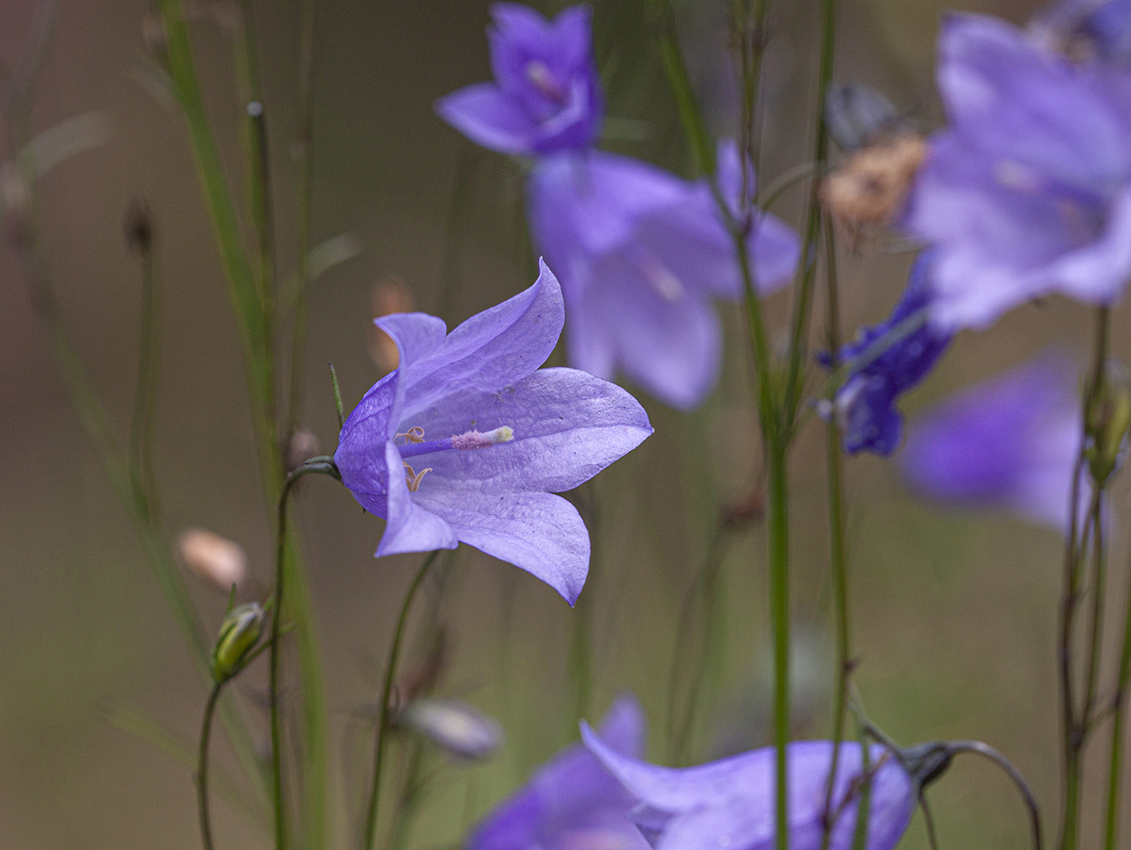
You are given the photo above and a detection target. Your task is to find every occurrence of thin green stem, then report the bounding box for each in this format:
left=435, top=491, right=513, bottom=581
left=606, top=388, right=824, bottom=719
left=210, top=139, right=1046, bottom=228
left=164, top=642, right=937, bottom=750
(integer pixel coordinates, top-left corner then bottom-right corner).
left=196, top=682, right=223, bottom=850
left=781, top=0, right=838, bottom=431
left=1060, top=306, right=1111, bottom=850
left=819, top=218, right=851, bottom=850
left=767, top=440, right=791, bottom=850
left=1103, top=542, right=1131, bottom=850
left=667, top=521, right=734, bottom=763
left=269, top=460, right=339, bottom=850
left=1083, top=495, right=1107, bottom=726
left=129, top=213, right=161, bottom=512
left=156, top=0, right=278, bottom=501
left=361, top=550, right=443, bottom=850
left=287, top=0, right=317, bottom=441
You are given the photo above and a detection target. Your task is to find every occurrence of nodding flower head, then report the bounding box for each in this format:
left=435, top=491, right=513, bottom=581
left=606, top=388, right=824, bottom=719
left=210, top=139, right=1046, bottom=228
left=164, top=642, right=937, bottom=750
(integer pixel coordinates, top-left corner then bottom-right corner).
left=435, top=4, right=603, bottom=156
left=334, top=261, right=652, bottom=605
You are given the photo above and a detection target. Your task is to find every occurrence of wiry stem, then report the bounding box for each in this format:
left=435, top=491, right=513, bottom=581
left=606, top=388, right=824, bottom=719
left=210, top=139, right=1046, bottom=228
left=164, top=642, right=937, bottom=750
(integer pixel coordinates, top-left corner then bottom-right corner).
left=361, top=550, right=443, bottom=850
left=196, top=682, right=223, bottom=850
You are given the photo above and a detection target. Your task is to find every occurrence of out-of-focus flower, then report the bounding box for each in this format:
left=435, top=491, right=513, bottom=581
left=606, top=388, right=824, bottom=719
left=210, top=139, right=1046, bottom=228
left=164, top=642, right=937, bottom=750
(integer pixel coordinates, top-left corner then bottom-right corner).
left=901, top=354, right=1085, bottom=530
left=398, top=698, right=503, bottom=761
left=435, top=4, right=602, bottom=156
left=527, top=143, right=799, bottom=409
left=176, top=528, right=249, bottom=592
left=334, top=261, right=652, bottom=605
left=581, top=727, right=915, bottom=850
left=903, top=14, right=1131, bottom=330
left=824, top=83, right=903, bottom=153
left=821, top=132, right=926, bottom=245
left=369, top=273, right=415, bottom=373
left=466, top=696, right=651, bottom=850
left=819, top=253, right=951, bottom=455
left=1033, top=0, right=1131, bottom=62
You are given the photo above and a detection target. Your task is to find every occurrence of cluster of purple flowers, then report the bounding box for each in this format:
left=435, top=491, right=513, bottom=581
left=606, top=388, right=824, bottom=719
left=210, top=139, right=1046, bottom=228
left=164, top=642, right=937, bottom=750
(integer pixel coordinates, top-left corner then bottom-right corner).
left=437, top=3, right=800, bottom=410
left=467, top=697, right=918, bottom=850
left=327, top=2, right=1131, bottom=847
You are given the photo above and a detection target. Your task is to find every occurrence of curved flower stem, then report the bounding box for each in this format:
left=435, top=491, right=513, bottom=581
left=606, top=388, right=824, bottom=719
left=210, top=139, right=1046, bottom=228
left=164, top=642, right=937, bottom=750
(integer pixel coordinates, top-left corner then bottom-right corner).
left=196, top=681, right=223, bottom=850
left=948, top=740, right=1043, bottom=850
left=361, top=549, right=443, bottom=850
left=819, top=218, right=852, bottom=850
left=1083, top=495, right=1107, bottom=727
left=269, top=459, right=340, bottom=850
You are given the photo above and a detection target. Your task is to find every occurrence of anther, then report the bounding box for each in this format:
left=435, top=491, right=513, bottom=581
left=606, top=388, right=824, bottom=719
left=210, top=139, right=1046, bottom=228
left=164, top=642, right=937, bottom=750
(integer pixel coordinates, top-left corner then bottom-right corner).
left=404, top=463, right=433, bottom=492
left=397, top=426, right=426, bottom=444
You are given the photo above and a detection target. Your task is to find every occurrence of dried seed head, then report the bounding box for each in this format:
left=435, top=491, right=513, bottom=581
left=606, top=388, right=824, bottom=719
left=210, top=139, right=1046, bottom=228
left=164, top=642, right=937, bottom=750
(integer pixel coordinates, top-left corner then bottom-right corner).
left=369, top=274, right=415, bottom=373
left=176, top=528, right=248, bottom=592
left=820, top=132, right=927, bottom=247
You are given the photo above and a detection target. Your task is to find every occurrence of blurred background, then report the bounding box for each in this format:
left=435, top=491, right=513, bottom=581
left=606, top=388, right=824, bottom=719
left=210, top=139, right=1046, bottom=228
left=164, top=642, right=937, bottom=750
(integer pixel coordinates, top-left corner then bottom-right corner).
left=0, top=0, right=1124, bottom=847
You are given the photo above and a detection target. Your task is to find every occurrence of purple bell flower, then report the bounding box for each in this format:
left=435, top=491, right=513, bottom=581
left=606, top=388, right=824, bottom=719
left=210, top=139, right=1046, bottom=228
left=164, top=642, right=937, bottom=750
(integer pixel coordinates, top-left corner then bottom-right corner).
left=900, top=354, right=1084, bottom=530
left=819, top=253, right=951, bottom=455
left=334, top=261, right=652, bottom=604
left=527, top=143, right=800, bottom=410
left=903, top=13, right=1131, bottom=330
left=435, top=4, right=603, bottom=155
left=581, top=726, right=916, bottom=850
left=466, top=696, right=651, bottom=850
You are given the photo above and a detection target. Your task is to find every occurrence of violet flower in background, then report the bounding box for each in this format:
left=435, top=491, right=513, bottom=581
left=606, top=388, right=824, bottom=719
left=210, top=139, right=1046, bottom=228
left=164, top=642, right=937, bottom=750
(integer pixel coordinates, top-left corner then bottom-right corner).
left=466, top=696, right=651, bottom=850
left=901, top=354, right=1084, bottom=530
left=581, top=726, right=915, bottom=850
left=1033, top=0, right=1131, bottom=62
left=903, top=13, right=1131, bottom=330
left=334, top=261, right=652, bottom=604
left=435, top=4, right=602, bottom=156
left=819, top=253, right=951, bottom=455
left=527, top=143, right=799, bottom=410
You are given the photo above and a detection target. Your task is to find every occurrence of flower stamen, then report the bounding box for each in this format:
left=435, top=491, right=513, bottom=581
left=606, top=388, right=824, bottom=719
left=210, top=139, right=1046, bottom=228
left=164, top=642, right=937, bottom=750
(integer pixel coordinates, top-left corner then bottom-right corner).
left=396, top=426, right=426, bottom=444
left=398, top=425, right=515, bottom=460
left=403, top=462, right=433, bottom=492
left=525, top=60, right=565, bottom=102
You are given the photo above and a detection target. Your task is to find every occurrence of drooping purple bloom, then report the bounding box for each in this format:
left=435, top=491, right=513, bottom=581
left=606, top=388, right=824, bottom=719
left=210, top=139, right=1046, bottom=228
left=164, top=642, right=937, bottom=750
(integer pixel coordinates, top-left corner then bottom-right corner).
left=527, top=143, right=800, bottom=410
left=900, top=354, right=1084, bottom=530
left=819, top=253, right=951, bottom=455
left=466, top=696, right=651, bottom=850
left=581, top=726, right=915, bottom=850
left=435, top=4, right=603, bottom=156
left=334, top=261, right=652, bottom=604
left=903, top=13, right=1131, bottom=330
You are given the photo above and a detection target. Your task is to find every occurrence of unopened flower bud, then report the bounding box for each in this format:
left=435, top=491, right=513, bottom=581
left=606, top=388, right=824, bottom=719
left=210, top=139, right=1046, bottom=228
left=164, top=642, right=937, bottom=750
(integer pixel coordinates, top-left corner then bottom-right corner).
left=176, top=528, right=248, bottom=592
left=369, top=274, right=414, bottom=373
left=1086, top=361, right=1131, bottom=485
left=210, top=602, right=266, bottom=683
left=397, top=698, right=502, bottom=761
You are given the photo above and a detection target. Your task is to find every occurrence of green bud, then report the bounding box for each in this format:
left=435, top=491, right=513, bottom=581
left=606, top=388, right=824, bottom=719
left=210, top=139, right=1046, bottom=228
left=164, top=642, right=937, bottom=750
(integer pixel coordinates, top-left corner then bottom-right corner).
left=1086, top=363, right=1131, bottom=485
left=210, top=602, right=266, bottom=683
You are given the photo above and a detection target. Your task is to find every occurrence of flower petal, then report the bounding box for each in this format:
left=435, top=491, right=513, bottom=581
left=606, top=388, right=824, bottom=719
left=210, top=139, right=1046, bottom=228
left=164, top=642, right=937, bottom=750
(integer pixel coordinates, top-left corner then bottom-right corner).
left=387, top=261, right=565, bottom=426
left=414, top=487, right=588, bottom=604
left=375, top=441, right=459, bottom=557
left=435, top=83, right=536, bottom=155
left=399, top=367, right=652, bottom=493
